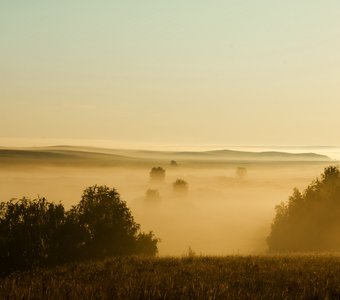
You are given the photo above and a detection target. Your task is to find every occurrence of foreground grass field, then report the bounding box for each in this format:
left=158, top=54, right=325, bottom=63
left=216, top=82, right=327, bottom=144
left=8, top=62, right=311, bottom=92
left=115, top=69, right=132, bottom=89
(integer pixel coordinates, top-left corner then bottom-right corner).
left=1, top=256, right=340, bottom=299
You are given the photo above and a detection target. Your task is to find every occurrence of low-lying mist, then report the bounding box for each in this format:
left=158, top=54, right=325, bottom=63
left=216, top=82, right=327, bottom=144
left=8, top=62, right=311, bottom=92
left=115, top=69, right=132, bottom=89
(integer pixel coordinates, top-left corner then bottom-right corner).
left=0, top=163, right=328, bottom=256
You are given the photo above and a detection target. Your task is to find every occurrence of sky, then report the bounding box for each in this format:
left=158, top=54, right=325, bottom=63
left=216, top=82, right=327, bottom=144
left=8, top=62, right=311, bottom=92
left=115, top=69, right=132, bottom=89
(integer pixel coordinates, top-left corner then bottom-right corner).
left=1, top=1, right=340, bottom=149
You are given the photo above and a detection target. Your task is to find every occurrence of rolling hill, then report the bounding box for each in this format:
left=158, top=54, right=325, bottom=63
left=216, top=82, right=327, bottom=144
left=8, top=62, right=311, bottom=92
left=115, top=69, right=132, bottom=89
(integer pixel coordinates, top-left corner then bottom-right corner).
left=0, top=146, right=331, bottom=168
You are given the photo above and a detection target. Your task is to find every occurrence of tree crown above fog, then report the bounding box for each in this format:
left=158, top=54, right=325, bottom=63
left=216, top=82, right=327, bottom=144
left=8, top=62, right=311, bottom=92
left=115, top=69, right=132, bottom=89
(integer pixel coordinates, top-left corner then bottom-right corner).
left=150, top=167, right=166, bottom=182
left=173, top=179, right=189, bottom=196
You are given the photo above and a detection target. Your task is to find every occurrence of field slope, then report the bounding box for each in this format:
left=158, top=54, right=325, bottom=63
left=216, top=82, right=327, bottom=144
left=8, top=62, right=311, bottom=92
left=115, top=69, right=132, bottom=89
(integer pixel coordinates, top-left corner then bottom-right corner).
left=1, top=256, right=340, bottom=299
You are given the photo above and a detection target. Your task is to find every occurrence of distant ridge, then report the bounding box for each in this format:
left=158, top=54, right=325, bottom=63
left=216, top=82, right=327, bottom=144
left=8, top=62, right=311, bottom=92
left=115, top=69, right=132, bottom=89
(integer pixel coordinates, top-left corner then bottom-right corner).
left=203, top=149, right=328, bottom=159
left=0, top=146, right=331, bottom=167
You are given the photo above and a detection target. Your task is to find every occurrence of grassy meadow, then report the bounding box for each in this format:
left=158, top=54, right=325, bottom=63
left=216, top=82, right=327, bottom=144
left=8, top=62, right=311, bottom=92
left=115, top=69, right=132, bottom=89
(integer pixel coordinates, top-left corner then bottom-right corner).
left=1, top=255, right=340, bottom=299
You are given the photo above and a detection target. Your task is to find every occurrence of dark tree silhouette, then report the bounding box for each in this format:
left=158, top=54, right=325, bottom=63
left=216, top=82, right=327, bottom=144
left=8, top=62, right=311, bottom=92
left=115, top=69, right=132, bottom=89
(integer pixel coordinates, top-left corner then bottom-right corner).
left=150, top=167, right=166, bottom=182
left=267, top=166, right=340, bottom=252
left=0, top=185, right=159, bottom=274
left=170, top=160, right=178, bottom=167
left=0, top=197, right=66, bottom=273
left=135, top=231, right=159, bottom=256
left=173, top=179, right=188, bottom=196
left=72, top=185, right=158, bottom=258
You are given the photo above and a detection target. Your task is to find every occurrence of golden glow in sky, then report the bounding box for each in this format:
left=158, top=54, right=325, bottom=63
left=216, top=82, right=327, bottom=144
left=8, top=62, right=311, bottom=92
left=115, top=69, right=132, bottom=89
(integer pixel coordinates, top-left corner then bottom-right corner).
left=1, top=1, right=340, bottom=147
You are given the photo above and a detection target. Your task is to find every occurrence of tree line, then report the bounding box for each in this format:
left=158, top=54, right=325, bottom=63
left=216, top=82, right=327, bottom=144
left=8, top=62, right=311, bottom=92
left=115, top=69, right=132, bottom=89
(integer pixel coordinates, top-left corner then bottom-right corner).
left=268, top=166, right=340, bottom=252
left=2, top=164, right=337, bottom=275
left=0, top=185, right=159, bottom=275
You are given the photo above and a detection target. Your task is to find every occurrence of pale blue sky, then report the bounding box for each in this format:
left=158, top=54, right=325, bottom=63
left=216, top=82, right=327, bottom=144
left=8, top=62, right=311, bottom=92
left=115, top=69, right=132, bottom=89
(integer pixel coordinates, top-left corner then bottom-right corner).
left=1, top=1, right=340, bottom=147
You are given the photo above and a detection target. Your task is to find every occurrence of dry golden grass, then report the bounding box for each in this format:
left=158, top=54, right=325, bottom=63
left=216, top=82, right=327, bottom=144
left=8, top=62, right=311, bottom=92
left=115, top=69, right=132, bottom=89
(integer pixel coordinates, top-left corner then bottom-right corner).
left=1, top=255, right=340, bottom=299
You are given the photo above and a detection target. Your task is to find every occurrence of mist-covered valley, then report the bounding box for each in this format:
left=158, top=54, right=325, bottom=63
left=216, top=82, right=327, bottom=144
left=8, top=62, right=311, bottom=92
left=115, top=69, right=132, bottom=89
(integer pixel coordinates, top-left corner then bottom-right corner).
left=0, top=146, right=332, bottom=255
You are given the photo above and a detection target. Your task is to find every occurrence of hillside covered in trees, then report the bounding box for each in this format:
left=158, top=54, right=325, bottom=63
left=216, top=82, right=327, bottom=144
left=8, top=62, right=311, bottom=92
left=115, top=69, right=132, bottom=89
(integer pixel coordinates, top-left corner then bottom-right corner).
left=268, top=166, right=340, bottom=252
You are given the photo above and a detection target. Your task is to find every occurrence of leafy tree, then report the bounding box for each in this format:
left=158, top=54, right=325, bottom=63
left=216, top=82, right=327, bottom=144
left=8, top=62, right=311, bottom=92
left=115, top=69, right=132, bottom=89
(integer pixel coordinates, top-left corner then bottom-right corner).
left=145, top=189, right=161, bottom=204
left=72, top=185, right=152, bottom=258
left=173, top=179, right=188, bottom=196
left=0, top=185, right=159, bottom=274
left=150, top=167, right=166, bottom=182
left=0, top=197, right=66, bottom=273
left=267, top=166, right=340, bottom=252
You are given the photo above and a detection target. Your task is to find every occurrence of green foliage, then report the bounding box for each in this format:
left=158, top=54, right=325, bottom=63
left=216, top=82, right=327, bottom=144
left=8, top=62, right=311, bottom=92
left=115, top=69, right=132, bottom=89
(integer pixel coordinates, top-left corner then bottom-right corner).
left=0, top=186, right=159, bottom=274
left=2, top=256, right=340, bottom=299
left=268, top=166, right=340, bottom=252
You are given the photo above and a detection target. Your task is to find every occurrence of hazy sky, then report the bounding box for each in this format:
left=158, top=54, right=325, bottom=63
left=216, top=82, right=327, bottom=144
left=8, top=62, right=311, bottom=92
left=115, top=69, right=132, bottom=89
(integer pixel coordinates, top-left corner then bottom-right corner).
left=1, top=1, right=340, bottom=148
